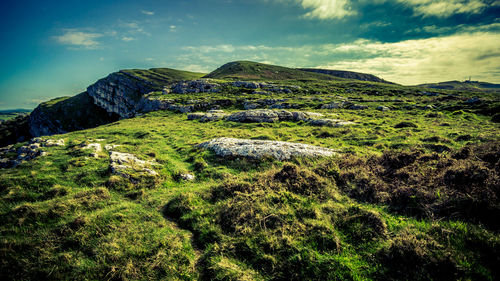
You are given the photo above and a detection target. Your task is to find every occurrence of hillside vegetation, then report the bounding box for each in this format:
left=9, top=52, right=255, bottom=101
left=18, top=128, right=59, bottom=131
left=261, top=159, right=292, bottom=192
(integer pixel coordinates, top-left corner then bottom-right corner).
left=0, top=61, right=499, bottom=280
left=204, top=61, right=338, bottom=81
left=418, top=80, right=500, bottom=92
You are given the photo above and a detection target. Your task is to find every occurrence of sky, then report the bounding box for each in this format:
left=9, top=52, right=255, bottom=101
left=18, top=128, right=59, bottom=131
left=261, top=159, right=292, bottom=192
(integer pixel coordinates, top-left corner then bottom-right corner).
left=0, top=0, right=499, bottom=110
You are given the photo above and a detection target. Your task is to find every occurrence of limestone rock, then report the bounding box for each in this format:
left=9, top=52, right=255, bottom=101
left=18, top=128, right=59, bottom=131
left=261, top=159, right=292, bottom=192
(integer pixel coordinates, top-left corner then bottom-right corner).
left=376, top=106, right=390, bottom=111
left=187, top=112, right=226, bottom=122
left=44, top=139, right=65, bottom=147
left=307, top=119, right=355, bottom=127
left=171, top=80, right=220, bottom=94
left=198, top=137, right=336, bottom=160
left=81, top=143, right=102, bottom=158
left=180, top=173, right=195, bottom=181
left=109, top=151, right=157, bottom=178
left=226, top=110, right=282, bottom=123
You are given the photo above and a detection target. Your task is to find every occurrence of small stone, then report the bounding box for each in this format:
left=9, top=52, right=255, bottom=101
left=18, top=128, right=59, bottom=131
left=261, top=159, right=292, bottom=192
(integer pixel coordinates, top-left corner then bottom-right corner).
left=376, top=106, right=390, bottom=111
left=180, top=173, right=195, bottom=181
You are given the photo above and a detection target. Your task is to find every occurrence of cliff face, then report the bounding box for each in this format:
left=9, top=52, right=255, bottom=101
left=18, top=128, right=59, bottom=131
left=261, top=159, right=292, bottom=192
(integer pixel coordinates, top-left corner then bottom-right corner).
left=87, top=71, right=157, bottom=118
left=28, top=92, right=119, bottom=137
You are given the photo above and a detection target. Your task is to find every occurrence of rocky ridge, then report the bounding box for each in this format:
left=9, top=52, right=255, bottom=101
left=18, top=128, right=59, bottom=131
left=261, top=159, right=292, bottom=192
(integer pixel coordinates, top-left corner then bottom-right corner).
left=188, top=109, right=355, bottom=127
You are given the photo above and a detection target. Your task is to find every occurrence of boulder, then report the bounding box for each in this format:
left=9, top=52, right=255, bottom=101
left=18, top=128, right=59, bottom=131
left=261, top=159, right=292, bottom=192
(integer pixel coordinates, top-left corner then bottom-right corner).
left=198, top=137, right=336, bottom=160
left=376, top=106, right=390, bottom=111
left=307, top=119, right=355, bottom=127
left=109, top=151, right=157, bottom=178
left=226, top=110, right=281, bottom=123
left=187, top=112, right=226, bottom=122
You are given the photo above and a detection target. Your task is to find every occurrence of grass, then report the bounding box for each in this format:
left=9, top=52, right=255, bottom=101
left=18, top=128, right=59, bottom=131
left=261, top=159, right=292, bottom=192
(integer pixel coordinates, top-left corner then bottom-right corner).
left=0, top=61, right=499, bottom=280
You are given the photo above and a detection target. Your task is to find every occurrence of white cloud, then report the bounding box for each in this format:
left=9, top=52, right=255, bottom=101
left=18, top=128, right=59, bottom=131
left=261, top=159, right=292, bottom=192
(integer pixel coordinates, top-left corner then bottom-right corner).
left=121, top=36, right=136, bottom=42
left=278, top=0, right=494, bottom=20
left=398, top=0, right=488, bottom=17
left=53, top=30, right=102, bottom=49
left=180, top=31, right=500, bottom=85
left=183, top=44, right=237, bottom=53
left=314, top=31, right=500, bottom=84
left=299, top=0, right=355, bottom=19
left=141, top=10, right=154, bottom=15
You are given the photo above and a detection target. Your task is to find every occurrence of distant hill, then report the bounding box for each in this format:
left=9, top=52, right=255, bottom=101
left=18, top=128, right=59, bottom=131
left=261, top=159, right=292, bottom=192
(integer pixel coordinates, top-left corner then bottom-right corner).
left=418, top=80, right=500, bottom=92
left=204, top=61, right=338, bottom=81
left=298, top=68, right=395, bottom=84
left=0, top=109, right=31, bottom=115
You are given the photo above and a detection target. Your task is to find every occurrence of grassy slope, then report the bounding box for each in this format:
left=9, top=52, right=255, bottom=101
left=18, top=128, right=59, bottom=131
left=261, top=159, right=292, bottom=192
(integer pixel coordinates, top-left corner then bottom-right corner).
left=298, top=68, right=394, bottom=84
left=1, top=64, right=500, bottom=280
left=204, top=61, right=340, bottom=81
left=0, top=110, right=31, bottom=121
left=121, top=68, right=206, bottom=87
left=418, top=81, right=500, bottom=92
left=1, top=94, right=499, bottom=280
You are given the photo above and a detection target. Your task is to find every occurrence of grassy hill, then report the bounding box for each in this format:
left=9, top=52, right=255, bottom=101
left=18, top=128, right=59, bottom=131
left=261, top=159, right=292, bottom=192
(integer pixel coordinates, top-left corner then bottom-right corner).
left=204, top=61, right=339, bottom=81
left=0, top=109, right=31, bottom=121
left=299, top=68, right=395, bottom=84
left=121, top=67, right=206, bottom=87
left=1, top=62, right=500, bottom=280
left=418, top=80, right=500, bottom=92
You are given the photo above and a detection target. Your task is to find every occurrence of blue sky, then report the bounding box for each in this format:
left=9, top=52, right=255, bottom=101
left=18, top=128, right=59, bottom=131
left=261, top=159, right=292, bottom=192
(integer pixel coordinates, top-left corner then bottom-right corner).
left=0, top=0, right=499, bottom=110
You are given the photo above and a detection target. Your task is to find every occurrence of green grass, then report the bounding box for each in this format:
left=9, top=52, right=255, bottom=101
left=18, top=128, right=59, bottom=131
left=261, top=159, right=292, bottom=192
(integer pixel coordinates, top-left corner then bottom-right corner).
left=1, top=62, right=499, bottom=280
left=1, top=105, right=499, bottom=280
left=204, top=61, right=341, bottom=81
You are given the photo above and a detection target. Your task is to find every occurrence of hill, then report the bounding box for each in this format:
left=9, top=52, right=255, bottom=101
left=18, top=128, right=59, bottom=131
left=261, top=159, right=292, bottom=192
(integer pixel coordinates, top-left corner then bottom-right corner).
left=0, top=109, right=31, bottom=121
left=418, top=80, right=500, bottom=92
left=299, top=68, right=395, bottom=84
left=204, top=61, right=338, bottom=81
left=1, top=61, right=500, bottom=280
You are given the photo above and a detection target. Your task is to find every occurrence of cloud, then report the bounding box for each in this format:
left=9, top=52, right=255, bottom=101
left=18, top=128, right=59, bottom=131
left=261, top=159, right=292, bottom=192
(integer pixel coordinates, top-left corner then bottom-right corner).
left=180, top=31, right=500, bottom=85
left=141, top=10, right=154, bottom=15
left=121, top=36, right=136, bottom=42
left=299, top=0, right=355, bottom=19
left=281, top=0, right=355, bottom=19
left=120, top=21, right=150, bottom=35
left=314, top=31, right=500, bottom=84
left=398, top=0, right=488, bottom=17
left=277, top=0, right=494, bottom=20
left=183, top=44, right=237, bottom=53
left=53, top=30, right=102, bottom=49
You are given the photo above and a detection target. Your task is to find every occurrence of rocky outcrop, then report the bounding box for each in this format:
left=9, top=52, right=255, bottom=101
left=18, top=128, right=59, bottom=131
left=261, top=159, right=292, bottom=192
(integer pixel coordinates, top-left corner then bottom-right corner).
left=170, top=80, right=220, bottom=94
left=0, top=114, right=31, bottom=147
left=189, top=110, right=353, bottom=127
left=187, top=111, right=226, bottom=122
left=226, top=110, right=292, bottom=123
left=198, top=137, right=336, bottom=160
left=29, top=92, right=118, bottom=137
left=0, top=138, right=64, bottom=168
left=109, top=151, right=158, bottom=178
left=87, top=72, right=156, bottom=118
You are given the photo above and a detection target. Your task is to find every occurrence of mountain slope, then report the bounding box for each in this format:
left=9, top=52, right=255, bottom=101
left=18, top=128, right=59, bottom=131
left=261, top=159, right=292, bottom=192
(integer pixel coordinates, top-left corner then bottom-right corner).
left=204, top=61, right=338, bottom=81
left=299, top=68, right=395, bottom=84
left=418, top=80, right=500, bottom=92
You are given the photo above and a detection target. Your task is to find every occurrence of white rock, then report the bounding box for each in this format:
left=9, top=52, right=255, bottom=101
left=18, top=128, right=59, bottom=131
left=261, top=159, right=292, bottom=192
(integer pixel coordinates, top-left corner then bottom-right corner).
left=199, top=138, right=336, bottom=160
